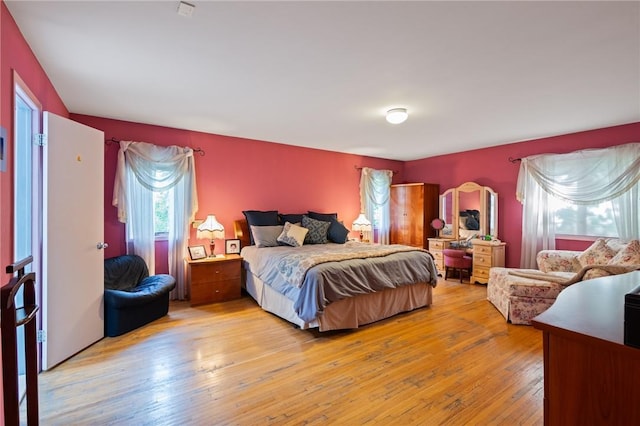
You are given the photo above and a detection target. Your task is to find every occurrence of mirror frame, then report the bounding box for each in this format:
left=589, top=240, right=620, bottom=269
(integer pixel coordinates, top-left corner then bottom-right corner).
left=438, top=181, right=498, bottom=240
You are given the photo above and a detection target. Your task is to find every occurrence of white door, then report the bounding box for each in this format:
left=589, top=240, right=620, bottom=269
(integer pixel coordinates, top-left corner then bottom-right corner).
left=42, top=112, right=105, bottom=370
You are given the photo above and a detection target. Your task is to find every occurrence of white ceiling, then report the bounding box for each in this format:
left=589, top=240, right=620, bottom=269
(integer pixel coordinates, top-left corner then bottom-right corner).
left=6, top=1, right=640, bottom=161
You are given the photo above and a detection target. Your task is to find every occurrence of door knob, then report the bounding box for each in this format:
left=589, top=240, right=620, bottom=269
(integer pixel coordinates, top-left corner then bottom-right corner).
left=96, top=242, right=109, bottom=250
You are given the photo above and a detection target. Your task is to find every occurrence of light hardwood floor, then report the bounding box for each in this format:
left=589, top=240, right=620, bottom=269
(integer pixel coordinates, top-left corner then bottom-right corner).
left=27, top=278, right=543, bottom=425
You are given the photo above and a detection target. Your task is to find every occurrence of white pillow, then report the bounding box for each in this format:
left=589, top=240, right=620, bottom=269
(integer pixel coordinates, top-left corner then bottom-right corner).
left=250, top=225, right=284, bottom=248
left=277, top=222, right=308, bottom=247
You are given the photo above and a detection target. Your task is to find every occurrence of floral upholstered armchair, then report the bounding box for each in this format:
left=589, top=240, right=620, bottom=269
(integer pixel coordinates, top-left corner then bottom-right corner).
left=487, top=238, right=640, bottom=325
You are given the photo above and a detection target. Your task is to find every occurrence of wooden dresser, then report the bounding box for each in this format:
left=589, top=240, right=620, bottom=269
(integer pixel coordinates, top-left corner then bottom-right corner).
left=532, top=271, right=640, bottom=424
left=186, top=254, right=242, bottom=306
left=427, top=238, right=452, bottom=273
left=390, top=183, right=440, bottom=248
left=470, top=240, right=505, bottom=284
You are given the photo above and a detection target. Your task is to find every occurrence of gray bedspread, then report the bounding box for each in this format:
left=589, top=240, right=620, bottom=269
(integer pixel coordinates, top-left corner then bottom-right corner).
left=241, top=242, right=438, bottom=322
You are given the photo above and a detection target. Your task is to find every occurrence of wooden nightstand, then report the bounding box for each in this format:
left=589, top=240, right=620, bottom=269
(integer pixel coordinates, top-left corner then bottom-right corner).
left=186, top=254, right=242, bottom=306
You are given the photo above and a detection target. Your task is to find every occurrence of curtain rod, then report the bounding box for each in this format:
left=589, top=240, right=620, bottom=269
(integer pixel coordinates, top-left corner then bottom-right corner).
left=105, top=137, right=205, bottom=156
left=354, top=165, right=399, bottom=174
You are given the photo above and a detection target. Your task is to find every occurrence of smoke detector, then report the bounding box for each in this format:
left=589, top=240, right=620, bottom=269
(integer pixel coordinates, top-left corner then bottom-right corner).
left=177, top=1, right=195, bottom=17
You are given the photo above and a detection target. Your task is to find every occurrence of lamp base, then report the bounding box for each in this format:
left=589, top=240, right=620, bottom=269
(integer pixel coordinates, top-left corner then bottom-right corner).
left=209, top=241, right=216, bottom=257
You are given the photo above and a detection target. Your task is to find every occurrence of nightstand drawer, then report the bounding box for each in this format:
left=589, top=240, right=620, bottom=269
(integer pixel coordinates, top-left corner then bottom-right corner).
left=187, top=255, right=242, bottom=306
left=190, top=261, right=240, bottom=284
left=191, top=279, right=240, bottom=305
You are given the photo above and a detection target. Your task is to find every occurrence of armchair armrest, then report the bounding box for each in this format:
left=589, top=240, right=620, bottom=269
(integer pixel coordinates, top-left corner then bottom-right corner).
left=537, top=250, right=582, bottom=273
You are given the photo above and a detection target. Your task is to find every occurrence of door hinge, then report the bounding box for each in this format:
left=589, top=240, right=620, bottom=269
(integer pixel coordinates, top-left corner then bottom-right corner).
left=37, top=330, right=46, bottom=343
left=33, top=133, right=47, bottom=146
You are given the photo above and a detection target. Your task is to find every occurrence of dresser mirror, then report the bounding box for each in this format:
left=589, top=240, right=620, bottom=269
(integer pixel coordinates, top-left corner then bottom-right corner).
left=438, top=182, right=498, bottom=240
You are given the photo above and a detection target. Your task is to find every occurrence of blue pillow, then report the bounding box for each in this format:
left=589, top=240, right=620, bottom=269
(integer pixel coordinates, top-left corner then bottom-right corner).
left=301, top=215, right=331, bottom=244
left=278, top=213, right=305, bottom=225
left=308, top=211, right=338, bottom=222
left=242, top=210, right=279, bottom=245
left=327, top=220, right=349, bottom=244
left=465, top=215, right=480, bottom=231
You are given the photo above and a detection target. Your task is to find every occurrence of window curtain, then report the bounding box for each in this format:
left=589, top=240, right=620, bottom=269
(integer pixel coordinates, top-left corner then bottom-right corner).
left=113, top=141, right=198, bottom=300
left=360, top=167, right=393, bottom=244
left=516, top=142, right=640, bottom=268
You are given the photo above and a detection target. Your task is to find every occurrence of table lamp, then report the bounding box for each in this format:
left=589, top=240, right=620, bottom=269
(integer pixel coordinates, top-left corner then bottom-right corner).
left=197, top=214, right=225, bottom=257
left=352, top=213, right=372, bottom=242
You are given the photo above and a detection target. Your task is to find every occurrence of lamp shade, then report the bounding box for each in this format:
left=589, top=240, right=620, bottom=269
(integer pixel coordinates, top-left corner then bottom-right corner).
left=196, top=214, right=225, bottom=240
left=352, top=213, right=372, bottom=231
left=386, top=108, right=408, bottom=124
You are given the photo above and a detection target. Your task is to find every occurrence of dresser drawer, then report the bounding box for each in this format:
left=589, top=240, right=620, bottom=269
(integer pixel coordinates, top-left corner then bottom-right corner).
left=474, top=245, right=493, bottom=256
left=430, top=240, right=446, bottom=250
left=473, top=253, right=493, bottom=268
left=473, top=267, right=490, bottom=281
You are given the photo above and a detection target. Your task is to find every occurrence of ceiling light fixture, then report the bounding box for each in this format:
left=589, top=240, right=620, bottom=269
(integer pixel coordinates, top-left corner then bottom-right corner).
left=386, top=108, right=408, bottom=124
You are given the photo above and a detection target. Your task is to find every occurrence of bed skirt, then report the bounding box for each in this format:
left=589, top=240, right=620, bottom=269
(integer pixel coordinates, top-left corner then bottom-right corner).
left=244, top=271, right=432, bottom=331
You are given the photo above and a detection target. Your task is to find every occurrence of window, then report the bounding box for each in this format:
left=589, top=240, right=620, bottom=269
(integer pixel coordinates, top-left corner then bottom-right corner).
left=551, top=197, right=618, bottom=238
left=153, top=189, right=170, bottom=237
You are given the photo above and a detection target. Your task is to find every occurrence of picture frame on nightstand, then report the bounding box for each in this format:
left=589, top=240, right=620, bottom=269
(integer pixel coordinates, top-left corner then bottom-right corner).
left=225, top=239, right=241, bottom=255
left=188, top=245, right=207, bottom=260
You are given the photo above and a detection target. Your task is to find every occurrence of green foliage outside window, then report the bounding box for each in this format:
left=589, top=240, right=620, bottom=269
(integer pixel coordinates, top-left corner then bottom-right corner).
left=153, top=190, right=169, bottom=234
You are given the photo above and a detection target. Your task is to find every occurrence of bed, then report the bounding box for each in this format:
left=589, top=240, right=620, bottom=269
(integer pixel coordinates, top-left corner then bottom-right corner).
left=234, top=219, right=439, bottom=331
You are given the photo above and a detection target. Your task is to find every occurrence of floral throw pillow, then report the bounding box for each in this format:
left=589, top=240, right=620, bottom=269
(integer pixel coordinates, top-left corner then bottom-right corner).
left=609, top=239, right=640, bottom=266
left=277, top=222, right=308, bottom=247
left=577, top=238, right=617, bottom=267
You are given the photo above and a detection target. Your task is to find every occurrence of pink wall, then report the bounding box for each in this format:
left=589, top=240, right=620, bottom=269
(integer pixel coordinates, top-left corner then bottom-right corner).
left=403, top=122, right=640, bottom=267
left=1, top=1, right=70, bottom=417
left=1, top=1, right=68, bottom=278
left=70, top=114, right=404, bottom=272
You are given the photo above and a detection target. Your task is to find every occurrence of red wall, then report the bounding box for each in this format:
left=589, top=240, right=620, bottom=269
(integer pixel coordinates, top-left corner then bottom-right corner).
left=70, top=114, right=404, bottom=272
left=403, top=122, right=640, bottom=267
left=1, top=1, right=70, bottom=418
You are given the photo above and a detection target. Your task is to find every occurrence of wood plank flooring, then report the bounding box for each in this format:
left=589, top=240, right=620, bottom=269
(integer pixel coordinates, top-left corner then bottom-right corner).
left=26, top=278, right=543, bottom=425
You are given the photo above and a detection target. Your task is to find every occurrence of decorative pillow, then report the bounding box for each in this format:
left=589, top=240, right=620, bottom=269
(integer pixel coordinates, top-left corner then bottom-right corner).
left=278, top=213, right=305, bottom=225
left=242, top=210, right=279, bottom=245
left=308, top=211, right=338, bottom=222
left=302, top=215, right=331, bottom=244
left=583, top=268, right=613, bottom=280
left=327, top=220, right=349, bottom=244
left=465, top=215, right=480, bottom=231
left=277, top=222, right=308, bottom=247
left=609, top=240, right=640, bottom=266
left=250, top=225, right=284, bottom=248
left=577, top=238, right=617, bottom=267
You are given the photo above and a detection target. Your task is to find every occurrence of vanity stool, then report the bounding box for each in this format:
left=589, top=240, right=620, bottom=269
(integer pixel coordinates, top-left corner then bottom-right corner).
left=443, top=249, right=473, bottom=283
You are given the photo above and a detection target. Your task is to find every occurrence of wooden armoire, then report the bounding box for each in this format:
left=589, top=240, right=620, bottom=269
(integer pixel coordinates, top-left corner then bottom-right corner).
left=390, top=183, right=440, bottom=248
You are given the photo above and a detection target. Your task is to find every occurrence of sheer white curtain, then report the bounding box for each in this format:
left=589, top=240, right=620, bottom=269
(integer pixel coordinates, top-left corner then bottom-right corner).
left=360, top=167, right=393, bottom=244
left=113, top=141, right=198, bottom=299
left=516, top=142, right=640, bottom=268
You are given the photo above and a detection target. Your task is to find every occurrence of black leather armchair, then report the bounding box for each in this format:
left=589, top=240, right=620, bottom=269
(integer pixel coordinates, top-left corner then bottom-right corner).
left=104, top=254, right=176, bottom=337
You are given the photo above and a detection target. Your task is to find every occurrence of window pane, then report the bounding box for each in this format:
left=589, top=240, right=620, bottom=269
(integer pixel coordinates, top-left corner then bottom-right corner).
left=552, top=197, right=618, bottom=238
left=153, top=190, right=169, bottom=234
